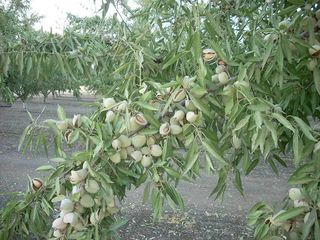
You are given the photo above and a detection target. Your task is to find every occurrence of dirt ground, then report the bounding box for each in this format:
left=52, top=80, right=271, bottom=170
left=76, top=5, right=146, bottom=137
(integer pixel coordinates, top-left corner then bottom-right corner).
left=0, top=96, right=294, bottom=240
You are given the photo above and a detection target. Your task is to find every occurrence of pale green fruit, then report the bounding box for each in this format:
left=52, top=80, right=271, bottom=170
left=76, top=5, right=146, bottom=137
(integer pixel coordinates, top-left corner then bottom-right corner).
left=70, top=169, right=88, bottom=184
left=53, top=230, right=63, bottom=238
left=173, top=110, right=185, bottom=121
left=288, top=188, right=303, bottom=201
left=129, top=116, right=140, bottom=131
left=215, top=65, right=226, bottom=74
left=94, top=197, right=102, bottom=206
left=112, top=139, right=122, bottom=150
left=73, top=222, right=84, bottom=231
left=218, top=72, right=229, bottom=84
left=134, top=113, right=148, bottom=126
left=159, top=122, right=171, bottom=136
left=172, top=89, right=186, bottom=102
left=105, top=110, right=116, bottom=122
left=110, top=153, right=121, bottom=164
left=141, top=155, right=153, bottom=167
left=293, top=200, right=308, bottom=208
left=85, top=179, right=100, bottom=194
left=147, top=136, right=156, bottom=146
left=117, top=100, right=128, bottom=112
left=212, top=74, right=219, bottom=82
left=170, top=124, right=182, bottom=135
left=185, top=99, right=197, bottom=111
left=118, top=135, right=131, bottom=148
left=102, top=98, right=116, bottom=109
left=149, top=144, right=162, bottom=157
left=90, top=210, right=105, bottom=224
left=186, top=111, right=198, bottom=123
left=63, top=212, right=78, bottom=226
left=131, top=150, right=143, bottom=162
left=74, top=202, right=85, bottom=213
left=56, top=120, right=69, bottom=131
left=202, top=48, right=216, bottom=61
left=72, top=114, right=81, bottom=127
left=309, top=45, right=320, bottom=56
left=52, top=217, right=67, bottom=230
left=278, top=19, right=290, bottom=30
left=59, top=210, right=67, bottom=218
left=182, top=76, right=195, bottom=89
left=126, top=146, right=134, bottom=155
left=131, top=135, right=147, bottom=148
left=170, top=117, right=179, bottom=125
left=141, top=146, right=150, bottom=155
left=80, top=194, right=95, bottom=208
left=120, top=148, right=128, bottom=159
left=307, top=58, right=317, bottom=71
left=60, top=199, right=74, bottom=212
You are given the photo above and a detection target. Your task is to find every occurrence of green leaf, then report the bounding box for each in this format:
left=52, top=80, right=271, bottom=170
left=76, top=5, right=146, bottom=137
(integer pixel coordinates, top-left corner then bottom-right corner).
left=302, top=209, right=316, bottom=240
left=292, top=116, right=317, bottom=141
left=233, top=115, right=251, bottom=132
left=192, top=31, right=201, bottom=58
left=136, top=101, right=158, bottom=111
left=273, top=207, right=305, bottom=222
left=36, top=165, right=55, bottom=172
left=203, top=139, right=227, bottom=166
left=57, top=105, right=66, bottom=120
left=313, top=67, right=320, bottom=95
left=272, top=113, right=295, bottom=132
left=234, top=169, right=244, bottom=196
left=182, top=143, right=199, bottom=175
left=189, top=94, right=211, bottom=117
left=162, top=53, right=183, bottom=70
left=108, top=218, right=128, bottom=232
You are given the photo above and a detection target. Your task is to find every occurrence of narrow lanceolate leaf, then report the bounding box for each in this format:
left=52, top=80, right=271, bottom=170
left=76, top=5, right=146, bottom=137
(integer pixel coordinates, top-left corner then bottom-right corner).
left=57, top=105, right=66, bottom=120
left=302, top=209, right=317, bottom=240
left=136, top=101, right=158, bottom=111
left=273, top=207, right=305, bottom=222
left=203, top=139, right=227, bottom=166
left=183, top=143, right=199, bottom=175
left=36, top=165, right=55, bottom=171
left=292, top=116, right=317, bottom=141
left=192, top=31, right=201, bottom=58
left=272, top=113, right=295, bottom=132
left=314, top=67, right=320, bottom=95
left=233, top=115, right=251, bottom=132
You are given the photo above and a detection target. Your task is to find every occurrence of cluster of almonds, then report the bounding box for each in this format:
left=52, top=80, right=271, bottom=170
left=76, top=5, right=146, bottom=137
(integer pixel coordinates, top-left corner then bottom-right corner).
left=101, top=84, right=204, bottom=167
left=103, top=98, right=163, bottom=168
left=55, top=114, right=82, bottom=144
left=264, top=188, right=314, bottom=235
left=51, top=161, right=114, bottom=238
left=202, top=48, right=230, bottom=84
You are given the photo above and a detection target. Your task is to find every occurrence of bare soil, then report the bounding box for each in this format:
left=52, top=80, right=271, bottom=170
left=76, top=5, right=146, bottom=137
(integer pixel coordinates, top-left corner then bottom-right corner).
left=0, top=96, right=294, bottom=240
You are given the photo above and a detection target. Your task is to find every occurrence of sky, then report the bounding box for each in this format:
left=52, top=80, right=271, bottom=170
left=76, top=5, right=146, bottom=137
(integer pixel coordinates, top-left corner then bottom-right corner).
left=30, top=0, right=139, bottom=33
